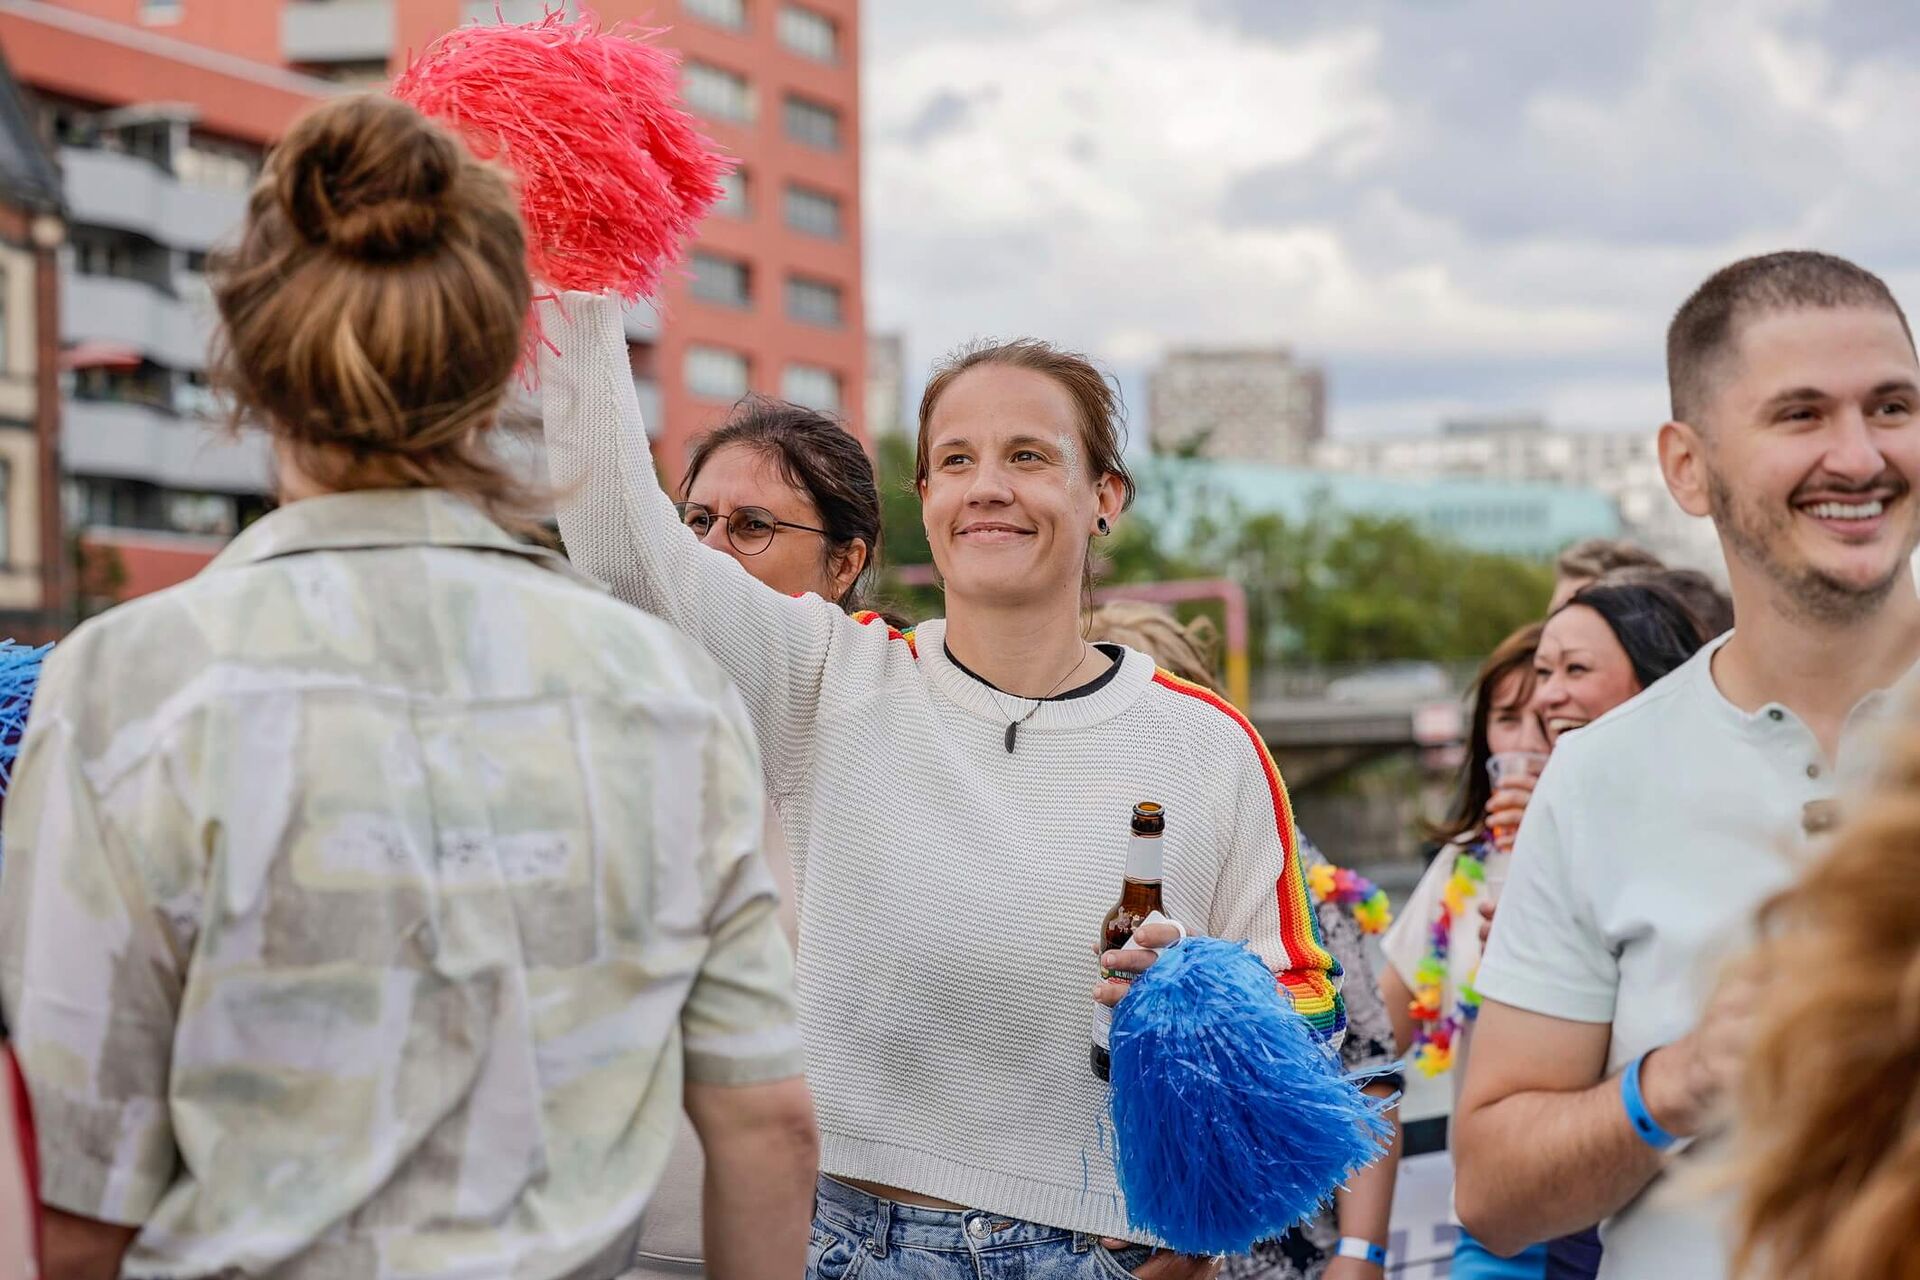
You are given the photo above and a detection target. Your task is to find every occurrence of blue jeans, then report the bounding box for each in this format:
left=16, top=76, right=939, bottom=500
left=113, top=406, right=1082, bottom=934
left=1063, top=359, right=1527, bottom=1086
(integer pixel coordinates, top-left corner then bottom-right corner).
left=808, top=1176, right=1155, bottom=1280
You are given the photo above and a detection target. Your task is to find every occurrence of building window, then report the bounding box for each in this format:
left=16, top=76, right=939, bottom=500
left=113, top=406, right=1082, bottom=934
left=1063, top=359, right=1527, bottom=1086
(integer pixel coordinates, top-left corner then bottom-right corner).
left=689, top=251, right=752, bottom=308
left=783, top=94, right=840, bottom=150
left=786, top=276, right=844, bottom=328
left=714, top=168, right=749, bottom=218
left=781, top=364, right=841, bottom=414
left=139, top=0, right=183, bottom=24
left=684, top=0, right=746, bottom=29
left=778, top=5, right=837, bottom=61
left=685, top=345, right=749, bottom=400
left=685, top=62, right=754, bottom=124
left=783, top=184, right=842, bottom=238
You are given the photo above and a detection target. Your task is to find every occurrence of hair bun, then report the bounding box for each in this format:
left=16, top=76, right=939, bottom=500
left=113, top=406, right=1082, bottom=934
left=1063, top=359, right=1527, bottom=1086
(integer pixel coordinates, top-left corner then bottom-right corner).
left=274, top=95, right=459, bottom=261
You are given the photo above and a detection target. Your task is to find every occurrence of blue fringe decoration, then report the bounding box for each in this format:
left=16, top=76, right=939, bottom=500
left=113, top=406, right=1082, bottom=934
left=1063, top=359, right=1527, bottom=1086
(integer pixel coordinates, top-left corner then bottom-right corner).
left=0, top=641, right=51, bottom=799
left=1108, top=936, right=1393, bottom=1255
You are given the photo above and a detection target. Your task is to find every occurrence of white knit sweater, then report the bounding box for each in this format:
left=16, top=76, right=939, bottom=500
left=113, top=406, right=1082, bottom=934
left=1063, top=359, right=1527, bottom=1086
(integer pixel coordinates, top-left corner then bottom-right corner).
left=538, top=295, right=1341, bottom=1241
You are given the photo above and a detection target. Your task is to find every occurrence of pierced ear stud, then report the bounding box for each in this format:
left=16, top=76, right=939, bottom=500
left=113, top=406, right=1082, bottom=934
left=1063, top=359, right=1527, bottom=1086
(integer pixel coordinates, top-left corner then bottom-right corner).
left=1097, top=518, right=1111, bottom=536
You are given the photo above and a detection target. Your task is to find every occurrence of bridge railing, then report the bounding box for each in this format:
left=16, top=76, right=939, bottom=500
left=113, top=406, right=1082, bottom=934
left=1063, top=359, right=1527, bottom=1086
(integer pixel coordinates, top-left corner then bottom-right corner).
left=1252, top=660, right=1481, bottom=704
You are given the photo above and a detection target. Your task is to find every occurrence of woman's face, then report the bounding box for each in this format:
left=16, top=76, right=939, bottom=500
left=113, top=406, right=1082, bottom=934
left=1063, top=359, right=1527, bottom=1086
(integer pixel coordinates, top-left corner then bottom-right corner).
left=1531, top=605, right=1642, bottom=746
left=683, top=443, right=858, bottom=600
left=917, top=364, right=1124, bottom=612
left=1486, top=667, right=1550, bottom=757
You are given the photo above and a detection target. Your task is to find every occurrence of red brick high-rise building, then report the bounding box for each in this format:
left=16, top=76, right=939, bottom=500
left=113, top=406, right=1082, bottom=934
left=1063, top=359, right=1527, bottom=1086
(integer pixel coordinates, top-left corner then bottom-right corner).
left=0, top=0, right=863, bottom=605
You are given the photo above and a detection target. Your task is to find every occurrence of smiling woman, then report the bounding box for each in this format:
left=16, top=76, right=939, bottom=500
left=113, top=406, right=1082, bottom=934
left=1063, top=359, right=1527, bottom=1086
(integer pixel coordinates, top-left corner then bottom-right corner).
left=1532, top=582, right=1707, bottom=746
left=538, top=291, right=1346, bottom=1278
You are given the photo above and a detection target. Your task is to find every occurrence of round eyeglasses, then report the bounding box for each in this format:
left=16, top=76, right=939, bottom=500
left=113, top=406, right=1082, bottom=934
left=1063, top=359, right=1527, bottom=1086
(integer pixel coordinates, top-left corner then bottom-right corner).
left=675, top=502, right=830, bottom=556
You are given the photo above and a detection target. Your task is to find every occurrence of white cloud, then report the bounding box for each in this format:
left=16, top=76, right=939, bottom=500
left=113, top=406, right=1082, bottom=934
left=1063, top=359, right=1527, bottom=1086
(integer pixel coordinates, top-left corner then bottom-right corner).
left=861, top=0, right=1920, bottom=439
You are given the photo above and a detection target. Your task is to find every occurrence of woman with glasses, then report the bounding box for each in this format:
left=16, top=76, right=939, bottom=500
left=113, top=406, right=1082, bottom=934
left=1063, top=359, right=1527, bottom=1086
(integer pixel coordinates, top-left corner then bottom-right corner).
left=541, top=298, right=1342, bottom=1280
left=674, top=396, right=882, bottom=610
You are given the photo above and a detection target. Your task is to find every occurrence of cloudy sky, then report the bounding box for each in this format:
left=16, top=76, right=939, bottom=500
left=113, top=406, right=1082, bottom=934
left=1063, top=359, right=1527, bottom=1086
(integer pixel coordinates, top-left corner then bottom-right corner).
left=860, top=0, right=1920, bottom=440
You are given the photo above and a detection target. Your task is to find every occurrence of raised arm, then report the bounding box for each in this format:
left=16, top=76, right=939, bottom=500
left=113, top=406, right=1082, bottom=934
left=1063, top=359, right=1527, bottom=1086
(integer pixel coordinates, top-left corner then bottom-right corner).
left=536, top=293, right=883, bottom=794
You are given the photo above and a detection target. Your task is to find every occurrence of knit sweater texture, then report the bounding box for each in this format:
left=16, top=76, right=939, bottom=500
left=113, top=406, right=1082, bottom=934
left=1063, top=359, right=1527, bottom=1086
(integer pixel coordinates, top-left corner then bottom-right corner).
left=538, top=294, right=1341, bottom=1241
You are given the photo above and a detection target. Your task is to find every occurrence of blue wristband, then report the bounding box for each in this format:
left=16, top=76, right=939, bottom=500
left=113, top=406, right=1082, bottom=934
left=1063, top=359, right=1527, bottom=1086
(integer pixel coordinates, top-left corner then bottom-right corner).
left=1334, top=1237, right=1387, bottom=1266
left=1620, top=1051, right=1679, bottom=1150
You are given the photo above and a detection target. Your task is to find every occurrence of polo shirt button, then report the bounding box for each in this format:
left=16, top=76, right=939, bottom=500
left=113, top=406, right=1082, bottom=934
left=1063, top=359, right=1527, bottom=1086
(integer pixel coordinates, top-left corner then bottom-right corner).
left=1807, top=763, right=1821, bottom=779
left=1767, top=709, right=1785, bottom=722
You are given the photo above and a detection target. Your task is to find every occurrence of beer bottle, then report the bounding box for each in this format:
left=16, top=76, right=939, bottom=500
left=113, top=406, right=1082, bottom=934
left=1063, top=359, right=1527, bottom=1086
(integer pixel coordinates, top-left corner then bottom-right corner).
left=1091, top=801, right=1166, bottom=1081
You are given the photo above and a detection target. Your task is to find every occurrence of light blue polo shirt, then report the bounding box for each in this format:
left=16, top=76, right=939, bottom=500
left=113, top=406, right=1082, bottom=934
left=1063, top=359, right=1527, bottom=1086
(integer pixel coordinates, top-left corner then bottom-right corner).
left=1475, top=630, right=1911, bottom=1280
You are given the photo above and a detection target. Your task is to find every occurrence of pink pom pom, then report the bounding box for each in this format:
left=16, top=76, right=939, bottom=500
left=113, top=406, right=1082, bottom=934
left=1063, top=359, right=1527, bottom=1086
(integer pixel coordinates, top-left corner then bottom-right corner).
left=392, top=6, right=730, bottom=306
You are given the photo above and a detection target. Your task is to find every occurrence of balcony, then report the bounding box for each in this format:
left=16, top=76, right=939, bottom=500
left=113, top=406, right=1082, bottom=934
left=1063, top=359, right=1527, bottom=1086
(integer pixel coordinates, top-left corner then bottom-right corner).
left=63, top=274, right=213, bottom=371
left=282, top=0, right=395, bottom=64
left=60, top=147, right=246, bottom=254
left=64, top=399, right=272, bottom=493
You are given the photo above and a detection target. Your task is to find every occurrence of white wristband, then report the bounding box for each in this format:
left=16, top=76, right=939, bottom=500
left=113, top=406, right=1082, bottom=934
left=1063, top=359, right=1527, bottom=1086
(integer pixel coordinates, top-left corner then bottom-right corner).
left=1334, top=1237, right=1386, bottom=1266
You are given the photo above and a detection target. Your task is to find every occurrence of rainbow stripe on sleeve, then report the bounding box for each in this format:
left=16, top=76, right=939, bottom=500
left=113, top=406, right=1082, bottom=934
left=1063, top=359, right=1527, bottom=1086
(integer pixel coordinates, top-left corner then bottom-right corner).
left=851, top=610, right=918, bottom=656
left=1150, top=670, right=1344, bottom=1041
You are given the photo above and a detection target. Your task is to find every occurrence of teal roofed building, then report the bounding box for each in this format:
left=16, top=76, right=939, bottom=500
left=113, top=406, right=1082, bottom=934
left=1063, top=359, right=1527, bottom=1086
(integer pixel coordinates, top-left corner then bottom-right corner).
left=1132, top=456, right=1621, bottom=560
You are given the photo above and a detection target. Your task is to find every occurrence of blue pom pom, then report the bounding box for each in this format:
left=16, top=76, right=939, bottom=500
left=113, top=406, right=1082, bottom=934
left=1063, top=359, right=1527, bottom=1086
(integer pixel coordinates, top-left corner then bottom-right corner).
left=1108, top=936, right=1392, bottom=1255
left=0, top=640, right=51, bottom=798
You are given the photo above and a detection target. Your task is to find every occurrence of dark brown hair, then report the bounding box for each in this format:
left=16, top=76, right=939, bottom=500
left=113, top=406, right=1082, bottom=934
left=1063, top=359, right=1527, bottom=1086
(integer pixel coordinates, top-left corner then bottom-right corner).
left=681, top=396, right=882, bottom=610
left=209, top=93, right=535, bottom=523
left=1598, top=565, right=1733, bottom=639
left=1430, top=621, right=1544, bottom=846
left=1667, top=250, right=1915, bottom=424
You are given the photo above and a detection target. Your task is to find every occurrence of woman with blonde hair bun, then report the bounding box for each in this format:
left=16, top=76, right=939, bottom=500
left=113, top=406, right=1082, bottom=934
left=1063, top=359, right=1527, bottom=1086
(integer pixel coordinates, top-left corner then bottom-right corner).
left=0, top=93, right=818, bottom=1279
left=1081, top=599, right=1222, bottom=690
left=1728, top=703, right=1920, bottom=1280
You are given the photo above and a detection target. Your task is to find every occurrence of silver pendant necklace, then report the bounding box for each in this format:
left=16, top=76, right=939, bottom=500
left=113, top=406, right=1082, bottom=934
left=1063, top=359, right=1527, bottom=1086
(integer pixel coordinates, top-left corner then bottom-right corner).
left=1002, top=644, right=1092, bottom=753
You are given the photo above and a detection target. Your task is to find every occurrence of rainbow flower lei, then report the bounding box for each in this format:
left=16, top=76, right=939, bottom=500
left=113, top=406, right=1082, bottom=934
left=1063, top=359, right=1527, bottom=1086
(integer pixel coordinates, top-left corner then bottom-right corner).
left=1408, top=832, right=1495, bottom=1076
left=1306, top=862, right=1392, bottom=936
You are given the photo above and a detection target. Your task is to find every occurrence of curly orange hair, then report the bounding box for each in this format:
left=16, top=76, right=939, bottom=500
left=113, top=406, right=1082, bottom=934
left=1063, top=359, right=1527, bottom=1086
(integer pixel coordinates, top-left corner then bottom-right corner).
left=1729, top=705, right=1920, bottom=1280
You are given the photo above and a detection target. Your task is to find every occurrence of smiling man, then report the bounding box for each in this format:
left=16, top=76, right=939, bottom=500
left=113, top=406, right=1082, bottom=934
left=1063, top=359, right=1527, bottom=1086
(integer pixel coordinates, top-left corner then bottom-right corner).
left=1452, top=251, right=1920, bottom=1280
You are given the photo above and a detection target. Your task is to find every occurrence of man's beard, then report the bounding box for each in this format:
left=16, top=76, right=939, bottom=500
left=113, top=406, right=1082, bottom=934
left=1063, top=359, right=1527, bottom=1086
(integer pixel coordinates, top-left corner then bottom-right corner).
left=1707, top=468, right=1907, bottom=625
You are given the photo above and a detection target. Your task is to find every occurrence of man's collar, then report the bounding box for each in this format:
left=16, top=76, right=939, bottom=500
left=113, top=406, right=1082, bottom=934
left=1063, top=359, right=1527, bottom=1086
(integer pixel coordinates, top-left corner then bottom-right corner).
left=205, top=489, right=604, bottom=591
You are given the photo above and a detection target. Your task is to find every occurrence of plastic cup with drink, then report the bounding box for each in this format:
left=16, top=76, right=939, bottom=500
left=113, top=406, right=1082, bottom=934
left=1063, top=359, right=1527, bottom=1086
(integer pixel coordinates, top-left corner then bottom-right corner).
left=1486, top=751, right=1548, bottom=857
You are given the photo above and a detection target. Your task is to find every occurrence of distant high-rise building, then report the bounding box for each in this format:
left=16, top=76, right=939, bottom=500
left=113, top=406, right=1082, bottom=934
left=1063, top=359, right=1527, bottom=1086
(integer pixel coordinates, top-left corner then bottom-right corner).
left=1314, top=417, right=1722, bottom=573
left=0, top=0, right=863, bottom=606
left=865, top=330, right=905, bottom=439
left=1148, top=347, right=1326, bottom=465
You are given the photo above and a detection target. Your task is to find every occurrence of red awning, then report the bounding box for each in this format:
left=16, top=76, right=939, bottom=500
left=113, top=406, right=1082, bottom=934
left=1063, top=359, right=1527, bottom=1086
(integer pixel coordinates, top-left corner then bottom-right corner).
left=60, top=342, right=144, bottom=371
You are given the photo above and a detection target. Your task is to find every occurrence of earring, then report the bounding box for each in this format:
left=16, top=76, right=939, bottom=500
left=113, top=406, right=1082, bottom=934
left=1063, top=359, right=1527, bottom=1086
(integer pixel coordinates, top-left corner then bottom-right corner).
left=1097, top=518, right=1111, bottom=536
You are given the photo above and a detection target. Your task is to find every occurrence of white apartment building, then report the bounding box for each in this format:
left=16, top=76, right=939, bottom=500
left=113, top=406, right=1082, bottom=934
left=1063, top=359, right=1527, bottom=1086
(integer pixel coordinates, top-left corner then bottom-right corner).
left=1148, top=346, right=1326, bottom=466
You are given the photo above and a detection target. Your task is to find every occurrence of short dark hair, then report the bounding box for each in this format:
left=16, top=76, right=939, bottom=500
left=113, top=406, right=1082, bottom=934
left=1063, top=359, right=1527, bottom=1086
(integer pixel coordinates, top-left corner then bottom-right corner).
left=1555, top=537, right=1663, bottom=582
left=1598, top=565, right=1733, bottom=639
left=681, top=397, right=882, bottom=611
left=1560, top=582, right=1707, bottom=691
left=1667, top=250, right=1914, bottom=423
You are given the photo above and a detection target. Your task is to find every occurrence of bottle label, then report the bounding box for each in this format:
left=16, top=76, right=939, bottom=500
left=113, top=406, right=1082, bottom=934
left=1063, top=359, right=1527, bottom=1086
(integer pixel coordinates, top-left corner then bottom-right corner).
left=1124, top=833, right=1163, bottom=883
